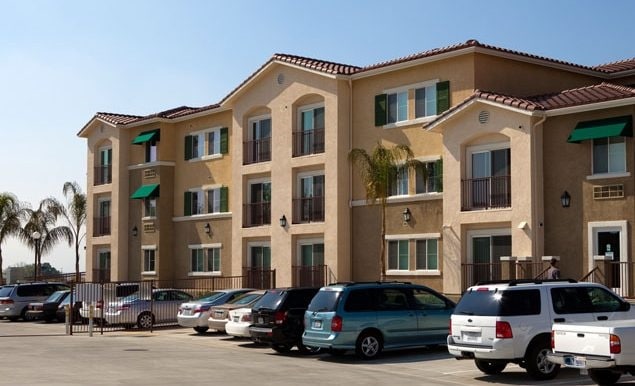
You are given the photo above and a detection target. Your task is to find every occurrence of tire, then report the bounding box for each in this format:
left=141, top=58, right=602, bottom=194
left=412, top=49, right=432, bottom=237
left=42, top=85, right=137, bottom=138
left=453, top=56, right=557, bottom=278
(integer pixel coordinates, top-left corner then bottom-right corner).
left=525, top=340, right=560, bottom=380
left=474, top=359, right=508, bottom=375
left=193, top=326, right=209, bottom=334
left=136, top=312, right=154, bottom=329
left=271, top=343, right=292, bottom=353
left=588, top=369, right=621, bottom=386
left=297, top=341, right=322, bottom=355
left=355, top=331, right=383, bottom=360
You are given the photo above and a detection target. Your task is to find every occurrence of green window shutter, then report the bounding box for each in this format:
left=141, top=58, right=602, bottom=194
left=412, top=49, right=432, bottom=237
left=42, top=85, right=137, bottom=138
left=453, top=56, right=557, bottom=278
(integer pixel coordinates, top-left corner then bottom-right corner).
left=220, top=127, right=229, bottom=154
left=220, top=186, right=228, bottom=212
left=184, top=135, right=193, bottom=160
left=184, top=191, right=192, bottom=216
left=436, top=158, right=443, bottom=192
left=374, top=94, right=387, bottom=126
left=436, top=81, right=450, bottom=114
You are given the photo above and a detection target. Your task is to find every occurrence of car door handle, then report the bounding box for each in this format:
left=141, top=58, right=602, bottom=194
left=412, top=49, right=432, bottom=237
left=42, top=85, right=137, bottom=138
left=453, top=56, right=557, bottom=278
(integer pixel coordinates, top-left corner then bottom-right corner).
left=554, top=318, right=565, bottom=323
left=597, top=316, right=608, bottom=321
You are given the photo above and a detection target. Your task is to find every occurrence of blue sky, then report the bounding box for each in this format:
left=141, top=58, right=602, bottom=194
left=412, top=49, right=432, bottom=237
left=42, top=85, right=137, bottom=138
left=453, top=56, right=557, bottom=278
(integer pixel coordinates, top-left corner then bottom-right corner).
left=1, top=0, right=634, bottom=273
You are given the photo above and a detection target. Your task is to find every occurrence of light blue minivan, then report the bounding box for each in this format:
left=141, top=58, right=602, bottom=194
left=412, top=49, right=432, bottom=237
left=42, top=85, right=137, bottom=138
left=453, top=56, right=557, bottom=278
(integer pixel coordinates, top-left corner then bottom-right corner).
left=302, top=282, right=455, bottom=359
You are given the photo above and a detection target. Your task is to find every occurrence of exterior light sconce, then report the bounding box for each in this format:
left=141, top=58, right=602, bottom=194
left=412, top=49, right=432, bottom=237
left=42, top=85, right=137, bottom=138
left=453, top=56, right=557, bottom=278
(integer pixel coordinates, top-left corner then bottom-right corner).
left=204, top=223, right=211, bottom=235
left=560, top=191, right=571, bottom=208
left=402, top=208, right=411, bottom=223
left=279, top=215, right=287, bottom=228
left=132, top=226, right=138, bottom=237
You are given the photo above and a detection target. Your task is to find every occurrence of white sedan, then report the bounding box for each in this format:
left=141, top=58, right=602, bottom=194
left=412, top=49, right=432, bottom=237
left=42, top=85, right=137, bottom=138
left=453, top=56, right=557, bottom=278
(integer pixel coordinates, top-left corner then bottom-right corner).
left=177, top=289, right=254, bottom=333
left=225, top=307, right=254, bottom=338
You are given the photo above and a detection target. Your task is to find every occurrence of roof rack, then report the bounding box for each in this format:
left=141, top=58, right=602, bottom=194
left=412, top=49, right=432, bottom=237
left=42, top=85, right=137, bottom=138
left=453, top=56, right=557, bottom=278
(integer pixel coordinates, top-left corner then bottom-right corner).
left=327, top=281, right=412, bottom=287
left=474, top=278, right=577, bottom=286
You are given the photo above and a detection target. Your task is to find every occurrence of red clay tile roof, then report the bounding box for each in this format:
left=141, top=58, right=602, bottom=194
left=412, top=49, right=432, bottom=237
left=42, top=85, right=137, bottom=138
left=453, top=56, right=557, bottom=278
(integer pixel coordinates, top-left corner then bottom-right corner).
left=272, top=53, right=360, bottom=75
left=594, top=58, right=635, bottom=73
left=95, top=112, right=143, bottom=125
left=424, top=83, right=635, bottom=128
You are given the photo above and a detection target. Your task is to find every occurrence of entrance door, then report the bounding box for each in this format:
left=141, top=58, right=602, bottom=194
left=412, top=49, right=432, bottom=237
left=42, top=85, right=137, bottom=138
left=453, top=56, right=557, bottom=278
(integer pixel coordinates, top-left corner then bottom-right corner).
left=598, top=231, right=621, bottom=291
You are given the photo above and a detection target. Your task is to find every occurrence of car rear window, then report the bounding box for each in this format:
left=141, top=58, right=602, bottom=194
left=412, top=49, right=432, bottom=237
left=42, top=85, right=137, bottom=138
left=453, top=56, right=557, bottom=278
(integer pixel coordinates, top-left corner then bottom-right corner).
left=252, top=290, right=286, bottom=310
left=196, top=291, right=225, bottom=302
left=0, top=286, right=15, bottom=297
left=454, top=288, right=541, bottom=316
left=307, top=289, right=341, bottom=312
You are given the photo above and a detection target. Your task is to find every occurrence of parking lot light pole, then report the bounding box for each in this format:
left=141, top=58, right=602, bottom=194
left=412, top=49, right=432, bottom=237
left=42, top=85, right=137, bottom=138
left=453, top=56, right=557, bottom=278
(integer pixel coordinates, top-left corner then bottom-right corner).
left=31, top=231, right=41, bottom=281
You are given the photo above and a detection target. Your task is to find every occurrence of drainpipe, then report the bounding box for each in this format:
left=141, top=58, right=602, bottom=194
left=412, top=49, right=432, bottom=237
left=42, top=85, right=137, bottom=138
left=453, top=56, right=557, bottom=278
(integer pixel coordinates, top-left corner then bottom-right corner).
left=348, top=77, right=354, bottom=281
left=531, top=114, right=547, bottom=262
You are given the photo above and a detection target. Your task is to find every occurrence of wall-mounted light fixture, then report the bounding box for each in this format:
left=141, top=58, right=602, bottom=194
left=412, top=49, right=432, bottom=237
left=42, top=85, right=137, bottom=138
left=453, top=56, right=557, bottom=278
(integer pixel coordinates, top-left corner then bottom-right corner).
left=402, top=208, right=411, bottom=223
left=204, top=223, right=211, bottom=235
left=560, top=191, right=571, bottom=208
left=279, top=215, right=287, bottom=228
left=132, top=226, right=138, bottom=237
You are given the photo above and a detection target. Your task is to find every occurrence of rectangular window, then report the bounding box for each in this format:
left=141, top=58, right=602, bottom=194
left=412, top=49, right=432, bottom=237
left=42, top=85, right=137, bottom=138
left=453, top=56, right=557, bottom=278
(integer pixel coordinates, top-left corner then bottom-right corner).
left=300, top=242, right=324, bottom=266
left=415, top=85, right=437, bottom=118
left=593, top=137, right=626, bottom=174
left=144, top=198, right=157, bottom=217
left=145, top=141, right=157, bottom=162
left=387, top=91, right=408, bottom=124
left=390, top=167, right=409, bottom=196
left=388, top=240, right=409, bottom=270
left=191, top=191, right=204, bottom=215
left=191, top=249, right=205, bottom=272
left=416, top=239, right=438, bottom=270
left=207, top=188, right=221, bottom=214
left=250, top=245, right=271, bottom=268
left=207, top=248, right=221, bottom=273
left=143, top=249, right=155, bottom=272
left=207, top=131, right=220, bottom=155
left=416, top=161, right=442, bottom=193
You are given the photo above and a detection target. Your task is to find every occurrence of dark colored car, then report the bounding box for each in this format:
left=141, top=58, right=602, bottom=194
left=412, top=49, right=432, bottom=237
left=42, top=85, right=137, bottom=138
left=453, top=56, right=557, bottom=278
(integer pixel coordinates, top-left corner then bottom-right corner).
left=25, top=290, right=70, bottom=322
left=56, top=294, right=82, bottom=323
left=249, top=287, right=320, bottom=354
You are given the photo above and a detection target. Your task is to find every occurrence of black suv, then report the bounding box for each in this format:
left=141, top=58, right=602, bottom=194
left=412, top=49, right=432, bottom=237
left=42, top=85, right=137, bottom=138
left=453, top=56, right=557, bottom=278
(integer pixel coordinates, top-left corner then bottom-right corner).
left=249, top=287, right=319, bottom=354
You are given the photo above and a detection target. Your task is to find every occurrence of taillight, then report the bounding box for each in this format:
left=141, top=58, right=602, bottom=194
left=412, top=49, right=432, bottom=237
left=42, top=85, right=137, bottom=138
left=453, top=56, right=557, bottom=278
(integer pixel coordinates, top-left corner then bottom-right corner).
left=195, top=305, right=210, bottom=313
left=274, top=310, right=287, bottom=325
left=610, top=334, right=621, bottom=354
left=241, top=313, right=251, bottom=322
left=96, top=300, right=104, bottom=309
left=496, top=321, right=513, bottom=339
left=449, top=319, right=452, bottom=335
left=551, top=330, right=555, bottom=349
left=331, top=315, right=343, bottom=332
left=0, top=299, right=14, bottom=305
left=116, top=304, right=130, bottom=311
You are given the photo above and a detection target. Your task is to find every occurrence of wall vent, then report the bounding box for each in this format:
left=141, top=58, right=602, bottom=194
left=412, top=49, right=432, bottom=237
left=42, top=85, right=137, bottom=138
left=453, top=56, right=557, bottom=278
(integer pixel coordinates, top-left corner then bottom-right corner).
left=478, top=110, right=490, bottom=124
left=593, top=184, right=624, bottom=199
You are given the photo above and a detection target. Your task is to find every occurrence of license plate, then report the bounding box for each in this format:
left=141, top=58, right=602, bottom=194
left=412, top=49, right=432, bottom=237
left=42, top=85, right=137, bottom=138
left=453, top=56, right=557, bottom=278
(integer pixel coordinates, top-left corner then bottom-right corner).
left=462, top=332, right=480, bottom=343
left=258, top=317, right=263, bottom=324
left=564, top=355, right=586, bottom=368
left=183, top=310, right=191, bottom=316
left=312, top=320, right=322, bottom=329
left=107, top=308, right=115, bottom=313
left=233, top=316, right=240, bottom=322
left=215, top=311, right=224, bottom=318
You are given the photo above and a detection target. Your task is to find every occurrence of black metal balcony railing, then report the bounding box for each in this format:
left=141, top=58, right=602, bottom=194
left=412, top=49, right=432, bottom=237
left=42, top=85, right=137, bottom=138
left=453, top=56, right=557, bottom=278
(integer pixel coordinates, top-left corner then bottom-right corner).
left=461, top=175, right=511, bottom=211
left=93, top=216, right=111, bottom=236
left=292, top=265, right=327, bottom=287
left=94, top=165, right=112, bottom=185
left=243, top=202, right=271, bottom=227
left=242, top=267, right=276, bottom=289
left=292, top=196, right=325, bottom=224
left=292, top=129, right=325, bottom=157
left=243, top=138, right=271, bottom=165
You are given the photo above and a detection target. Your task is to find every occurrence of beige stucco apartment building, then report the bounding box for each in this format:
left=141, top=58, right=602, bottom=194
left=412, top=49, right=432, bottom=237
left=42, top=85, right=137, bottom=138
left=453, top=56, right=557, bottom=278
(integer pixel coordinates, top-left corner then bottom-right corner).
left=78, top=40, right=635, bottom=297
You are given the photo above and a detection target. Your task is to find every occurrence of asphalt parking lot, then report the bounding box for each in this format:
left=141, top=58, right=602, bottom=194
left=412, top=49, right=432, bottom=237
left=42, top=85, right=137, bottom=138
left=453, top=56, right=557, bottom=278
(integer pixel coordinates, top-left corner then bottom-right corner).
left=0, top=319, right=632, bottom=386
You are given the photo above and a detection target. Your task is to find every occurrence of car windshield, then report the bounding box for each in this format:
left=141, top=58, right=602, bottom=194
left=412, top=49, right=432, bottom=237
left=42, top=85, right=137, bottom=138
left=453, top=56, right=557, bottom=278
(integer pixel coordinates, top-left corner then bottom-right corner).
left=0, top=286, right=14, bottom=297
left=252, top=290, right=286, bottom=310
left=46, top=291, right=67, bottom=303
left=195, top=291, right=225, bottom=302
left=231, top=293, right=262, bottom=305
left=454, top=288, right=541, bottom=316
left=121, top=293, right=142, bottom=302
left=307, top=289, right=341, bottom=312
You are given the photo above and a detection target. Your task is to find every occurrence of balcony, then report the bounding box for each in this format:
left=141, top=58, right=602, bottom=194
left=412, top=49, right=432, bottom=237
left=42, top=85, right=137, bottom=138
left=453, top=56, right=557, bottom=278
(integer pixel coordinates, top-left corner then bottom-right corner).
left=93, top=216, right=111, bottom=236
left=94, top=165, right=112, bottom=185
left=461, top=175, right=511, bottom=211
left=292, top=129, right=325, bottom=157
left=243, top=138, right=271, bottom=165
left=242, top=267, right=276, bottom=289
left=292, top=196, right=325, bottom=224
left=243, top=202, right=271, bottom=227
left=92, top=269, right=111, bottom=283
left=292, top=265, right=327, bottom=287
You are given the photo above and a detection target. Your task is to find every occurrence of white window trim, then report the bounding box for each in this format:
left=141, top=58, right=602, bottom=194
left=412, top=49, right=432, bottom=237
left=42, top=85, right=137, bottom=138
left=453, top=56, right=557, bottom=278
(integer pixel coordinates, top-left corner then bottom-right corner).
left=386, top=239, right=409, bottom=272
left=414, top=238, right=439, bottom=273
left=142, top=247, right=156, bottom=274
left=187, top=126, right=225, bottom=162
left=187, top=244, right=222, bottom=275
left=381, top=79, right=440, bottom=129
left=466, top=228, right=511, bottom=264
left=247, top=241, right=271, bottom=268
left=586, top=172, right=630, bottom=180
left=587, top=220, right=628, bottom=271
left=466, top=141, right=510, bottom=179
left=296, top=238, right=324, bottom=265
left=591, top=137, right=627, bottom=176
left=384, top=234, right=441, bottom=276
left=141, top=271, right=156, bottom=276
left=141, top=245, right=157, bottom=250
left=296, top=170, right=325, bottom=197
left=188, top=243, right=222, bottom=249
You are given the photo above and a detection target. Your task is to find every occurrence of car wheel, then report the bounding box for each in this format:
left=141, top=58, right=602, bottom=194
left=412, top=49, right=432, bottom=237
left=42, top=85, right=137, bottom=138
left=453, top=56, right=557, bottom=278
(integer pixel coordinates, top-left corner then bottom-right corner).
left=355, top=331, right=382, bottom=360
left=193, top=326, right=209, bottom=334
left=474, top=359, right=507, bottom=375
left=525, top=340, right=560, bottom=380
left=297, top=341, right=322, bottom=355
left=271, top=343, right=292, bottom=353
left=136, top=312, right=154, bottom=329
left=588, top=369, right=621, bottom=386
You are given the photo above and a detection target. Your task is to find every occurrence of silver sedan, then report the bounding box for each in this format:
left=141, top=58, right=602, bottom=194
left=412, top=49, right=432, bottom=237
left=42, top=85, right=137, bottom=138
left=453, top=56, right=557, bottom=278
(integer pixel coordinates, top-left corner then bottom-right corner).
left=104, top=289, right=193, bottom=328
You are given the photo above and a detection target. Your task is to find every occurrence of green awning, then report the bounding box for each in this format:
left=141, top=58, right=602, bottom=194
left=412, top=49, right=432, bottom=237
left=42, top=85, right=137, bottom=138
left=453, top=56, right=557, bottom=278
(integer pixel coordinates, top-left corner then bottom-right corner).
left=567, top=115, right=632, bottom=143
left=132, top=129, right=160, bottom=145
left=131, top=184, right=160, bottom=199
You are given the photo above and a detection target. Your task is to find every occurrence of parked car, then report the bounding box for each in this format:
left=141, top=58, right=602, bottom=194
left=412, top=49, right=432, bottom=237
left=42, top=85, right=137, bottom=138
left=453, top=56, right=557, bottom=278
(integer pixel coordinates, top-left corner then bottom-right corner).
left=103, top=289, right=193, bottom=328
left=56, top=292, right=83, bottom=323
left=0, top=282, right=70, bottom=321
left=25, top=290, right=70, bottom=322
left=177, top=288, right=255, bottom=333
left=225, top=307, right=255, bottom=338
left=447, top=279, right=635, bottom=380
left=208, top=290, right=265, bottom=332
left=302, top=281, right=455, bottom=359
left=249, top=287, right=320, bottom=353
left=78, top=282, right=146, bottom=323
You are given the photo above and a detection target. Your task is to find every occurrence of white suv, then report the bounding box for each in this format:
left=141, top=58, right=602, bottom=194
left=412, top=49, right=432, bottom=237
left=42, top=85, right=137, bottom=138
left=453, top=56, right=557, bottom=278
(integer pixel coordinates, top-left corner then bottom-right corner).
left=447, top=279, right=635, bottom=380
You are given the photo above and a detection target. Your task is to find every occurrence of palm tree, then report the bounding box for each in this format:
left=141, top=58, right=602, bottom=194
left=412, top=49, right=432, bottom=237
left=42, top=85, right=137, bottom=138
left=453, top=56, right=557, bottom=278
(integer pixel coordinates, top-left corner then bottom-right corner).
left=0, top=193, right=24, bottom=285
left=22, top=198, right=73, bottom=281
left=349, top=143, right=422, bottom=279
left=62, top=181, right=86, bottom=282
